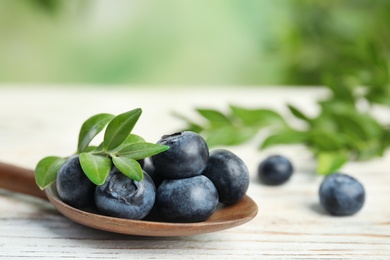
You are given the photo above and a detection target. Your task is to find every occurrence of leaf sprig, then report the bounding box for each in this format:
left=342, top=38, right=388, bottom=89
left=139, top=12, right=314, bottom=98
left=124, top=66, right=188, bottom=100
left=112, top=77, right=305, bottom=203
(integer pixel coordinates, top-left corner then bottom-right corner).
left=176, top=80, right=389, bottom=175
left=35, top=108, right=169, bottom=189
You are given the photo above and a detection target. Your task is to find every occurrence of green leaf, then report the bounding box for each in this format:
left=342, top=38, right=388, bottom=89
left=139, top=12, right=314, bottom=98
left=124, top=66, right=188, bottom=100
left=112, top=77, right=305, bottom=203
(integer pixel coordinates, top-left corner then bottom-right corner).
left=383, top=128, right=390, bottom=150
left=319, top=100, right=354, bottom=116
left=83, top=146, right=98, bottom=152
left=116, top=142, right=169, bottom=159
left=196, top=108, right=232, bottom=125
left=122, top=133, right=145, bottom=144
left=366, top=91, right=390, bottom=105
left=229, top=105, right=287, bottom=127
left=103, top=108, right=142, bottom=151
left=79, top=153, right=111, bottom=185
left=171, top=111, right=204, bottom=133
left=206, top=125, right=258, bottom=147
left=316, top=151, right=349, bottom=175
left=333, top=112, right=383, bottom=141
left=323, top=75, right=355, bottom=104
left=111, top=133, right=146, bottom=152
left=77, top=113, right=114, bottom=153
left=112, top=156, right=143, bottom=181
left=287, top=104, right=311, bottom=123
left=181, top=123, right=204, bottom=134
left=354, top=141, right=384, bottom=160
left=34, top=156, right=66, bottom=189
left=308, top=130, right=346, bottom=151
left=260, top=130, right=308, bottom=150
left=310, top=111, right=337, bottom=132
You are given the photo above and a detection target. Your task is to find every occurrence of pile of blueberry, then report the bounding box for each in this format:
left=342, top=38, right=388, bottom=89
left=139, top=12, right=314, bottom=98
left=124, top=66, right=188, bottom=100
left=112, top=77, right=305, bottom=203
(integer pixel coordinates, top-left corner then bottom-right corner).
left=257, top=155, right=365, bottom=216
left=56, top=128, right=365, bottom=222
left=57, top=131, right=249, bottom=223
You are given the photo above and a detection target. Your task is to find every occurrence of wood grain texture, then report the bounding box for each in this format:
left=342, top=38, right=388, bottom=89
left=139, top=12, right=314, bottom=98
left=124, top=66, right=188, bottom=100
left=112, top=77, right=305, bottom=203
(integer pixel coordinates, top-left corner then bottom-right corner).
left=0, top=86, right=389, bottom=259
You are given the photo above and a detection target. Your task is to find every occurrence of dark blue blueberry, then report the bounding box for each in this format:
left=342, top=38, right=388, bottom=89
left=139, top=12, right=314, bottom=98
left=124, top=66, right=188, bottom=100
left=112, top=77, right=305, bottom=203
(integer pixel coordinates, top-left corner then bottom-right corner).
left=319, top=173, right=365, bottom=216
left=155, top=175, right=219, bottom=223
left=202, top=149, right=249, bottom=204
left=151, top=131, right=209, bottom=179
left=56, top=155, right=95, bottom=209
left=258, top=155, right=294, bottom=185
left=95, top=168, right=156, bottom=220
left=142, top=157, right=165, bottom=188
left=137, top=159, right=145, bottom=169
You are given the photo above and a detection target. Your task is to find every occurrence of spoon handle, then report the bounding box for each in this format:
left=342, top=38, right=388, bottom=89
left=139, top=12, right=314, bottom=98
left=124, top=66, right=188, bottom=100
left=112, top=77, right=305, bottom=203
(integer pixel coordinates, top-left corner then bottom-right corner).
left=0, top=162, right=47, bottom=200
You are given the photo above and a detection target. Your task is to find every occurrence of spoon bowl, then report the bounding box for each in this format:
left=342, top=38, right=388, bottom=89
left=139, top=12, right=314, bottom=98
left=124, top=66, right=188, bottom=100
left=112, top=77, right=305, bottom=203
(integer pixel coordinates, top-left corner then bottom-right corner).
left=1, top=162, right=258, bottom=236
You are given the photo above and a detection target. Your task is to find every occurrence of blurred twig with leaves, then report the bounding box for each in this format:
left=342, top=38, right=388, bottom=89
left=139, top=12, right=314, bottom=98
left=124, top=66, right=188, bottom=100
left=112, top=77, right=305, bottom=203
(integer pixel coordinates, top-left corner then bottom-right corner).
left=176, top=41, right=390, bottom=175
left=280, top=0, right=390, bottom=87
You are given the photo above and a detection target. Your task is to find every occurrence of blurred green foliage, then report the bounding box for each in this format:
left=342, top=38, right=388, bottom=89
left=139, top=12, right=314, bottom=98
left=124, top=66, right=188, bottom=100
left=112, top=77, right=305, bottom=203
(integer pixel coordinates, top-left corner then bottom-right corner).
left=282, top=0, right=390, bottom=86
left=177, top=71, right=390, bottom=174
left=0, top=0, right=389, bottom=88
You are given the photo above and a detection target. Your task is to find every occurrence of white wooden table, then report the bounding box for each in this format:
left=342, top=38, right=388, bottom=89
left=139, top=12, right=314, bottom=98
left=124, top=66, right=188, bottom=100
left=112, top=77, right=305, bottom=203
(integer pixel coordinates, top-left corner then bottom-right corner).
left=1, top=86, right=389, bottom=259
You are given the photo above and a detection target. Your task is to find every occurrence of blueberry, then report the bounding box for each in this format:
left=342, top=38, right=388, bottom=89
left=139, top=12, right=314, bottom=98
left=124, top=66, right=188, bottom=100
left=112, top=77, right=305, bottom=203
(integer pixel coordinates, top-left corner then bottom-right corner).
left=56, top=155, right=95, bottom=209
left=319, top=173, right=365, bottom=216
left=151, top=131, right=209, bottom=179
left=155, top=175, right=219, bottom=223
left=142, top=157, right=165, bottom=188
left=95, top=168, right=156, bottom=220
left=202, top=149, right=249, bottom=204
left=137, top=158, right=145, bottom=169
left=258, top=155, right=294, bottom=185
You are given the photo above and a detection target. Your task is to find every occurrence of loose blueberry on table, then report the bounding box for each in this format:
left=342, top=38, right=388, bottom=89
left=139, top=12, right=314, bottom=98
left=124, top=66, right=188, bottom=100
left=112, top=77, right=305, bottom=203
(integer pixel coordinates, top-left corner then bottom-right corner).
left=319, top=173, right=365, bottom=216
left=257, top=155, right=294, bottom=185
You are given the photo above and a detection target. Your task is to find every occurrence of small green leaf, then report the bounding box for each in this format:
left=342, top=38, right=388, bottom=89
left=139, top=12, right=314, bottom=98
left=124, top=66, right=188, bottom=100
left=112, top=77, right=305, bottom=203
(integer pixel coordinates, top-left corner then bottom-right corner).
left=319, top=100, right=354, bottom=117
left=77, top=113, right=114, bottom=153
left=79, top=153, right=111, bottom=185
left=260, top=130, right=308, bottom=150
left=34, top=156, right=66, bottom=189
left=206, top=125, right=258, bottom=147
left=354, top=141, right=384, bottom=160
left=366, top=91, right=390, bottom=105
left=310, top=112, right=337, bottom=132
left=171, top=111, right=204, bottom=133
left=383, top=128, right=390, bottom=150
left=112, top=156, right=143, bottom=181
left=83, top=146, right=98, bottom=152
left=323, top=75, right=355, bottom=104
left=316, top=151, right=349, bottom=175
left=182, top=123, right=204, bottom=134
left=229, top=105, right=287, bottom=127
left=196, top=108, right=232, bottom=125
left=333, top=112, right=382, bottom=141
left=122, top=133, right=145, bottom=144
left=308, top=130, right=345, bottom=151
left=111, top=133, right=146, bottom=152
left=103, top=108, right=142, bottom=151
left=287, top=104, right=311, bottom=123
left=116, top=142, right=169, bottom=159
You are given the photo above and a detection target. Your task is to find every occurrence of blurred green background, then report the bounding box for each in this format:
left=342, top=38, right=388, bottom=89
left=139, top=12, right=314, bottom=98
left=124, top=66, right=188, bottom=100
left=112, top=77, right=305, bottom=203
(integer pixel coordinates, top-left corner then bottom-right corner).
left=0, top=0, right=389, bottom=86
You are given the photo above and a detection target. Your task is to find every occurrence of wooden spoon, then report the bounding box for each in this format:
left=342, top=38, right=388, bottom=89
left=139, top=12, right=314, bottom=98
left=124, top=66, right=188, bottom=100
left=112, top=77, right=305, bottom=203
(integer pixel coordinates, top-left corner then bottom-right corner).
left=0, top=162, right=258, bottom=236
